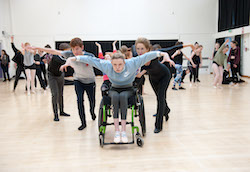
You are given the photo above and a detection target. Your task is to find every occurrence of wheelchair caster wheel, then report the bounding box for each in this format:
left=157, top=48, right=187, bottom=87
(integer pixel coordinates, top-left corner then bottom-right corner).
left=99, top=134, right=104, bottom=148
left=136, top=137, right=144, bottom=147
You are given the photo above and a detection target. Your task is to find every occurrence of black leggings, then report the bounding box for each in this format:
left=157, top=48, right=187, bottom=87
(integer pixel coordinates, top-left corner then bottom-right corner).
left=35, top=68, right=46, bottom=90
left=13, top=65, right=27, bottom=90
left=188, top=66, right=198, bottom=83
left=230, top=62, right=238, bottom=83
left=149, top=72, right=171, bottom=130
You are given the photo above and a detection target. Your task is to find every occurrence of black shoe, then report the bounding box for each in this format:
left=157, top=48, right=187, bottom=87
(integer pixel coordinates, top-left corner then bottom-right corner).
left=165, top=108, right=171, bottom=115
left=172, top=87, right=178, bottom=90
left=54, top=117, right=59, bottom=121
left=78, top=124, right=86, bottom=130
left=197, top=79, right=200, bottom=82
left=91, top=113, right=96, bottom=121
left=165, top=114, right=169, bottom=121
left=60, top=112, right=70, bottom=117
left=154, top=128, right=162, bottom=133
left=3, top=80, right=6, bottom=82
left=179, top=87, right=186, bottom=90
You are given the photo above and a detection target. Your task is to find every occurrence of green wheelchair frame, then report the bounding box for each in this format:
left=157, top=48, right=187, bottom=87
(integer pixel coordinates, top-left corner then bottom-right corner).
left=98, top=91, right=145, bottom=148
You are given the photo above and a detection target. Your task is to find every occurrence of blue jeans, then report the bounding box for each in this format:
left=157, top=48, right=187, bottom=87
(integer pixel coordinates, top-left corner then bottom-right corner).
left=174, top=64, right=183, bottom=86
left=74, top=80, right=96, bottom=125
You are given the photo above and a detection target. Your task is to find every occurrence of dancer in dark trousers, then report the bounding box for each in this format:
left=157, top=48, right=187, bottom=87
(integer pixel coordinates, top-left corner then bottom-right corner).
left=228, top=40, right=240, bottom=85
left=1, top=50, right=11, bottom=82
left=135, top=37, right=194, bottom=133
left=31, top=38, right=96, bottom=130
left=34, top=50, right=46, bottom=90
left=47, top=43, right=71, bottom=121
left=11, top=36, right=27, bottom=91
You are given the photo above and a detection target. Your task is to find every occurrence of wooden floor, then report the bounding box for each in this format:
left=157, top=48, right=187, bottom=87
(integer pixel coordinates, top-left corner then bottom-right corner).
left=0, top=74, right=250, bottom=172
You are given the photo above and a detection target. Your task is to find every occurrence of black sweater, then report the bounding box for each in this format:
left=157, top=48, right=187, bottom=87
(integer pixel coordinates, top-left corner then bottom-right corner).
left=48, top=55, right=66, bottom=76
left=11, top=43, right=24, bottom=66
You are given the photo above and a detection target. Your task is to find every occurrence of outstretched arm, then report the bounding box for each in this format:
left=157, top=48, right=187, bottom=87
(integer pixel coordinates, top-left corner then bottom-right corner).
left=133, top=51, right=175, bottom=69
left=11, top=36, right=19, bottom=53
left=60, top=55, right=106, bottom=72
left=159, top=44, right=195, bottom=54
left=29, top=46, right=62, bottom=56
left=95, top=42, right=104, bottom=59
left=112, top=40, right=117, bottom=53
left=160, top=53, right=175, bottom=67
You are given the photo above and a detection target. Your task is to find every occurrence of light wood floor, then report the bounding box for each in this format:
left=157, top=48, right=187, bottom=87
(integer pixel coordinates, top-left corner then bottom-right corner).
left=0, top=74, right=250, bottom=172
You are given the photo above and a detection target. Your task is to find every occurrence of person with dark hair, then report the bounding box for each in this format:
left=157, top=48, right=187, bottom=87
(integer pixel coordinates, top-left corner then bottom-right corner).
left=29, top=43, right=70, bottom=121
left=11, top=36, right=27, bottom=91
left=34, top=50, right=46, bottom=90
left=192, top=42, right=202, bottom=82
left=170, top=41, right=191, bottom=90
left=212, top=39, right=229, bottom=88
left=40, top=44, right=52, bottom=87
left=31, top=38, right=96, bottom=130
left=0, top=50, right=11, bottom=82
left=188, top=45, right=203, bottom=86
left=228, top=40, right=240, bottom=85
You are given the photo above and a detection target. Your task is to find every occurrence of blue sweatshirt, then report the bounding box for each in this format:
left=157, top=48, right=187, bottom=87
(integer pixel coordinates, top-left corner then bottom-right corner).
left=76, top=51, right=161, bottom=86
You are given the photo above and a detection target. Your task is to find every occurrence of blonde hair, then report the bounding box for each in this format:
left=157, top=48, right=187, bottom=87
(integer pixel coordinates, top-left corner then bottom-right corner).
left=135, top=37, right=151, bottom=50
left=24, top=42, right=30, bottom=47
left=111, top=52, right=125, bottom=61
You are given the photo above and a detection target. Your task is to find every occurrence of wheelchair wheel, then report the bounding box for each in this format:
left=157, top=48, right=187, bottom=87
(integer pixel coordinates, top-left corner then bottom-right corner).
left=136, top=137, right=144, bottom=147
left=98, top=99, right=107, bottom=131
left=138, top=95, right=146, bottom=136
left=99, top=133, right=104, bottom=148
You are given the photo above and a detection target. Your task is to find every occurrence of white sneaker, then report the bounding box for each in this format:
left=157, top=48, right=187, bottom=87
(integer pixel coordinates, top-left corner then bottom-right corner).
left=114, top=131, right=120, bottom=143
left=121, top=131, right=128, bottom=143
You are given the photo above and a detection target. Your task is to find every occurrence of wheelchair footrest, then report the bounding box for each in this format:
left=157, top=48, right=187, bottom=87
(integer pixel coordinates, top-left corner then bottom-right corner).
left=105, top=122, right=132, bottom=126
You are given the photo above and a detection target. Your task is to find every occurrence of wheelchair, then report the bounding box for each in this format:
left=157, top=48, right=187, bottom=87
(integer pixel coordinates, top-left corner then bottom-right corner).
left=98, top=84, right=146, bottom=148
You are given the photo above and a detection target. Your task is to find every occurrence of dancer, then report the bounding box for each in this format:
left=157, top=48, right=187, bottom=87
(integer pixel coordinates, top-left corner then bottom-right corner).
left=34, top=50, right=46, bottom=90
left=21, top=42, right=36, bottom=95
left=11, top=36, right=27, bottom=91
left=31, top=38, right=96, bottom=129
left=228, top=40, right=240, bottom=85
left=60, top=48, right=172, bottom=141
left=135, top=38, right=194, bottom=133
left=212, top=39, right=229, bottom=88
left=188, top=45, right=203, bottom=86
left=0, top=50, right=11, bottom=82
left=170, top=42, right=191, bottom=90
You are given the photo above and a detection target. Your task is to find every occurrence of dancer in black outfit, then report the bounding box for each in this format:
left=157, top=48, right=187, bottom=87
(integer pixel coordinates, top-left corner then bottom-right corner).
left=136, top=37, right=194, bottom=133
left=1, top=50, right=11, bottom=81
left=11, top=36, right=27, bottom=90
left=47, top=43, right=71, bottom=121
left=34, top=50, right=46, bottom=90
left=188, top=45, right=203, bottom=86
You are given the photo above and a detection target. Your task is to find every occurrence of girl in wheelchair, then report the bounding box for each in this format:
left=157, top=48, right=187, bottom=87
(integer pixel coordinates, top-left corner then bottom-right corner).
left=60, top=49, right=175, bottom=143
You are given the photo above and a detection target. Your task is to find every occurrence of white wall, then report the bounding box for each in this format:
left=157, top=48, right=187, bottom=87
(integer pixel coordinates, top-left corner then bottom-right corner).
left=0, top=0, right=15, bottom=77
left=242, top=33, right=250, bottom=76
left=1, top=0, right=218, bottom=76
